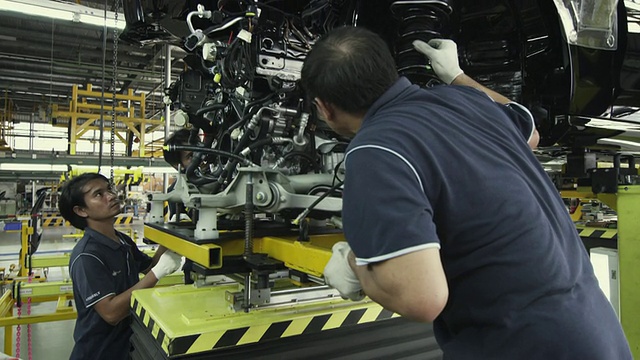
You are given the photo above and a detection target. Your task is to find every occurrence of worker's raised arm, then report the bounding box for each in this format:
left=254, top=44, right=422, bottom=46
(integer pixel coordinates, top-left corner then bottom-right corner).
left=413, top=39, right=539, bottom=149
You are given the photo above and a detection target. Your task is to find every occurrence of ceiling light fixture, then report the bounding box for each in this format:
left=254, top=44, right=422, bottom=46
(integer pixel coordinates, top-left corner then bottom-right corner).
left=0, top=0, right=126, bottom=30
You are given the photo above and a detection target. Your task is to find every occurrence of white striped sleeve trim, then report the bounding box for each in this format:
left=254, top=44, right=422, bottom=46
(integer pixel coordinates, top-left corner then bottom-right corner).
left=505, top=102, right=536, bottom=142
left=85, top=292, right=116, bottom=308
left=69, top=253, right=106, bottom=273
left=346, top=144, right=424, bottom=193
left=355, top=243, right=441, bottom=266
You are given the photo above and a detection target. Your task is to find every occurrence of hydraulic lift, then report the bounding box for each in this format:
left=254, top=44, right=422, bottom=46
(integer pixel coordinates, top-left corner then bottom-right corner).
left=132, top=222, right=442, bottom=359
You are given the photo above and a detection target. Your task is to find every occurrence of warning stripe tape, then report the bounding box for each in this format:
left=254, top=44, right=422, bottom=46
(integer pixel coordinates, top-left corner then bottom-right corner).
left=42, top=218, right=68, bottom=227
left=41, top=213, right=61, bottom=218
left=132, top=299, right=396, bottom=356
left=42, top=215, right=135, bottom=227
left=577, top=227, right=617, bottom=240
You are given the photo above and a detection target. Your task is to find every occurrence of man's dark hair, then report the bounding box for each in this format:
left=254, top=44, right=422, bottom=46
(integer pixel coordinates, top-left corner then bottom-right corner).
left=301, top=26, right=398, bottom=114
left=59, top=172, right=109, bottom=230
left=163, top=128, right=193, bottom=169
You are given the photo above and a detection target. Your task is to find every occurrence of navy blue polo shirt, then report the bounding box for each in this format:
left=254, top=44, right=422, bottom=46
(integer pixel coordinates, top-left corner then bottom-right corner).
left=343, top=77, right=631, bottom=359
left=69, top=227, right=152, bottom=360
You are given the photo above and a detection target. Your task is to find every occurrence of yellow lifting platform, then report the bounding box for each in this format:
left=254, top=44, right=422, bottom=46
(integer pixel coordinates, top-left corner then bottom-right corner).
left=135, top=223, right=440, bottom=359
left=129, top=284, right=431, bottom=358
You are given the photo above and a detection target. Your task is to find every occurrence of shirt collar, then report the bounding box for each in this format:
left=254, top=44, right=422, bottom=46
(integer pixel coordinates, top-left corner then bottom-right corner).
left=84, top=227, right=128, bottom=250
left=362, top=77, right=414, bottom=123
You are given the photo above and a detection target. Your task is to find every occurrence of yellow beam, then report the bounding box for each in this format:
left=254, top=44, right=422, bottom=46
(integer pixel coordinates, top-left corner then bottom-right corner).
left=56, top=295, right=74, bottom=313
left=0, top=292, right=13, bottom=317
left=144, top=225, right=222, bottom=269
left=77, top=88, right=145, bottom=101
left=27, top=254, right=71, bottom=269
left=14, top=281, right=73, bottom=300
left=560, top=189, right=617, bottom=211
left=144, top=225, right=346, bottom=277
left=0, top=312, right=77, bottom=327
left=255, top=235, right=342, bottom=278
left=157, top=272, right=185, bottom=286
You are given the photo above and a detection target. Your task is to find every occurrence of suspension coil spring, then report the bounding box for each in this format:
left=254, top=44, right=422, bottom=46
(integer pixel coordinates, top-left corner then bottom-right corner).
left=391, top=0, right=453, bottom=86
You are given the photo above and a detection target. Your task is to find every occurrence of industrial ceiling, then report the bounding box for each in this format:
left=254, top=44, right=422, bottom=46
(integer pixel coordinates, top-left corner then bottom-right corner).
left=0, top=0, right=184, bottom=122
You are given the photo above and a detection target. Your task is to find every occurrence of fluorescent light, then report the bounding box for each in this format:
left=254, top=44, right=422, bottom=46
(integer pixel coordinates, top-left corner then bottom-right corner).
left=0, top=164, right=68, bottom=172
left=0, top=0, right=125, bottom=30
left=141, top=167, right=178, bottom=174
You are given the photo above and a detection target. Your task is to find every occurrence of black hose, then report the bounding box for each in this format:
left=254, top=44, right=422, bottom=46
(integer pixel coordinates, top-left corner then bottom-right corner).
left=244, top=136, right=275, bottom=152
left=195, top=103, right=226, bottom=117
left=183, top=130, right=219, bottom=186
left=217, top=137, right=275, bottom=188
left=168, top=144, right=254, bottom=166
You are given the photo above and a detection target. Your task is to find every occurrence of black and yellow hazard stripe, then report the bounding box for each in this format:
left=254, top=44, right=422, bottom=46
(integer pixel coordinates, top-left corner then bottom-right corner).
left=577, top=227, right=617, bottom=240
left=42, top=217, right=69, bottom=227
left=131, top=298, right=397, bottom=356
left=163, top=201, right=169, bottom=222
left=114, top=215, right=134, bottom=225
left=41, top=213, right=61, bottom=218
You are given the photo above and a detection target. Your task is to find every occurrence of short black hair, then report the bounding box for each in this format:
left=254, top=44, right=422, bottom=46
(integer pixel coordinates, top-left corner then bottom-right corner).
left=59, top=173, right=109, bottom=230
left=301, top=26, right=398, bottom=114
left=163, top=128, right=193, bottom=169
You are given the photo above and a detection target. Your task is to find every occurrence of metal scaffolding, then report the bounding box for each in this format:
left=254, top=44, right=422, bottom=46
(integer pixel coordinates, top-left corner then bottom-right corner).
left=51, top=84, right=164, bottom=156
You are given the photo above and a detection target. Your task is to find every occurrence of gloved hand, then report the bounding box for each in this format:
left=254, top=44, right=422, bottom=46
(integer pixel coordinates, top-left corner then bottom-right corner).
left=413, top=39, right=464, bottom=84
left=324, top=242, right=365, bottom=301
left=151, top=250, right=183, bottom=280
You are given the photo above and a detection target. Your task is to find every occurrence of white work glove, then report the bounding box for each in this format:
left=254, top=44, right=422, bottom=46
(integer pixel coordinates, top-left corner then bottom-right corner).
left=324, top=242, right=365, bottom=301
left=413, top=39, right=464, bottom=84
left=151, top=250, right=183, bottom=280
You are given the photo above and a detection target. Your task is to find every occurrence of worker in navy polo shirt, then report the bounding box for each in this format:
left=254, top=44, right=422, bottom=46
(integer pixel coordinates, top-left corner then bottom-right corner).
left=60, top=173, right=182, bottom=359
left=305, top=27, right=631, bottom=359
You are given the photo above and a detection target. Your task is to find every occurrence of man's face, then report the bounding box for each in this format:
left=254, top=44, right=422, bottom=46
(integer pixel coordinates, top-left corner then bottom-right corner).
left=314, top=99, right=354, bottom=138
left=180, top=150, right=193, bottom=170
left=74, top=179, right=122, bottom=222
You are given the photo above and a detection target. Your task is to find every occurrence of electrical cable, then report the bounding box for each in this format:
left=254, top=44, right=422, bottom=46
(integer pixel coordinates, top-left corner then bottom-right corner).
left=165, top=144, right=255, bottom=166
left=292, top=178, right=343, bottom=225
left=195, top=103, right=227, bottom=117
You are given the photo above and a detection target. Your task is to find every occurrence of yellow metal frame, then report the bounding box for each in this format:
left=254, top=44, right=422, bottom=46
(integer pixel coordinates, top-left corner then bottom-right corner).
left=0, top=287, right=77, bottom=356
left=144, top=225, right=223, bottom=269
left=51, top=84, right=164, bottom=156
left=564, top=186, right=640, bottom=356
left=144, top=224, right=344, bottom=275
left=616, top=186, right=640, bottom=357
left=254, top=234, right=343, bottom=277
left=18, top=220, right=33, bottom=277
left=0, top=271, right=184, bottom=357
left=560, top=188, right=617, bottom=211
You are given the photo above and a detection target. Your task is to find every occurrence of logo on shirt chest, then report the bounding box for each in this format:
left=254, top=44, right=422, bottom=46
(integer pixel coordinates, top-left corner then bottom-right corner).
left=112, top=270, right=122, bottom=276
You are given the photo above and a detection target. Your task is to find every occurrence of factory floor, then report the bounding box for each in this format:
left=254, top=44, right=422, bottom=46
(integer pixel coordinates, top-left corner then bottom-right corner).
left=0, top=221, right=146, bottom=360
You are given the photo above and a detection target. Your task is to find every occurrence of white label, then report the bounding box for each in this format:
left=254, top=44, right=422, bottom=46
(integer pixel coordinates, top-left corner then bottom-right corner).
left=60, top=285, right=73, bottom=292
left=19, top=288, right=32, bottom=295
